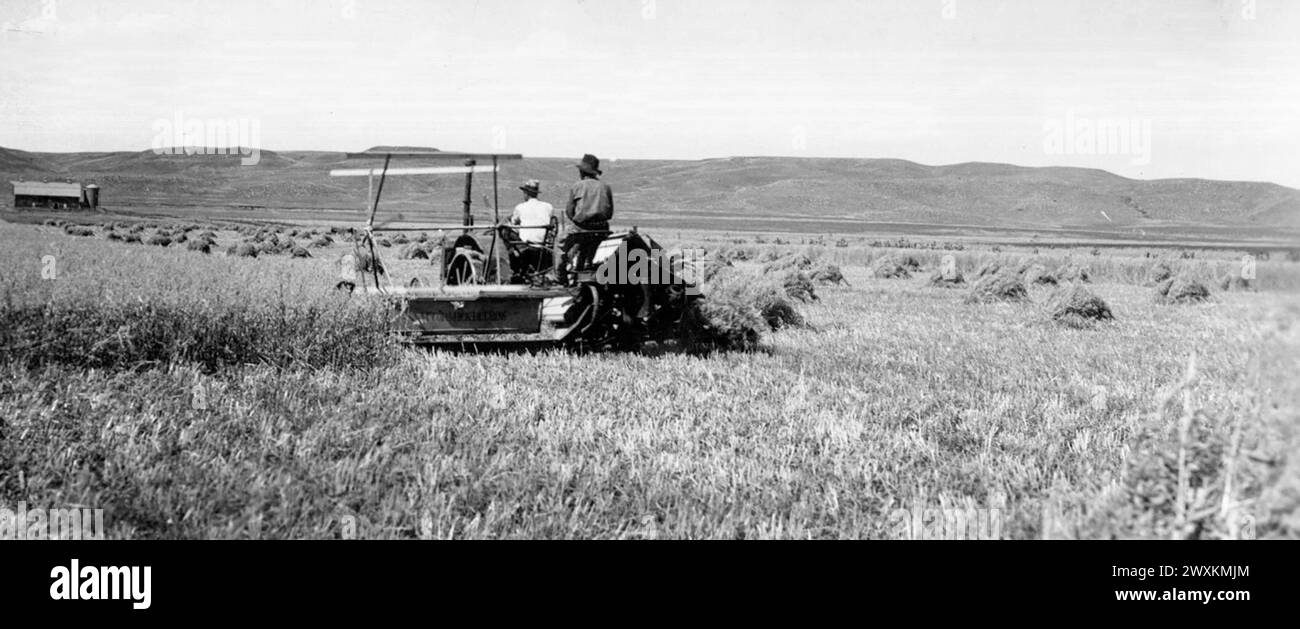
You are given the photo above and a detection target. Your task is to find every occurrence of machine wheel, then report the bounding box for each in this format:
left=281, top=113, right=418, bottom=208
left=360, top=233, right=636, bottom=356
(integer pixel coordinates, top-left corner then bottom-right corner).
left=558, top=283, right=642, bottom=350
left=446, top=252, right=477, bottom=285
left=445, top=248, right=497, bottom=285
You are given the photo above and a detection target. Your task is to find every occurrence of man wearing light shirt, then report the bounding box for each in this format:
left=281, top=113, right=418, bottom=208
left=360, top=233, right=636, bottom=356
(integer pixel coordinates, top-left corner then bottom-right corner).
left=509, top=179, right=554, bottom=244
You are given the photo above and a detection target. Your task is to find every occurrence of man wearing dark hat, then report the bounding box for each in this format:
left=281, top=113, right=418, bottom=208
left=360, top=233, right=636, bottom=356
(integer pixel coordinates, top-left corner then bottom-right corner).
left=559, top=153, right=614, bottom=279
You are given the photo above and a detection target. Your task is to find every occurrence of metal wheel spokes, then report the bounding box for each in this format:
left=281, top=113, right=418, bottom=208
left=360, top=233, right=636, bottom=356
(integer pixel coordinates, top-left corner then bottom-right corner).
left=454, top=261, right=473, bottom=285
left=446, top=251, right=483, bottom=285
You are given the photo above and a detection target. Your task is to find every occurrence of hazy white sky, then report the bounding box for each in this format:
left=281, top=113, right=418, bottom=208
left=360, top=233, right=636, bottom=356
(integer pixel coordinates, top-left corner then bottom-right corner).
left=1, top=0, right=1297, bottom=186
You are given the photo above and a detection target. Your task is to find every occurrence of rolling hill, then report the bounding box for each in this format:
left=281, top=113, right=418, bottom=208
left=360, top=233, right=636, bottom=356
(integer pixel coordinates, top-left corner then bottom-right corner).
left=3, top=146, right=1298, bottom=236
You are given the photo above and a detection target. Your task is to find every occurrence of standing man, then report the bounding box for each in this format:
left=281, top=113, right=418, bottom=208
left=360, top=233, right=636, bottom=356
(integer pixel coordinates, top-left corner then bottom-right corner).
left=560, top=153, right=613, bottom=278
left=509, top=179, right=554, bottom=244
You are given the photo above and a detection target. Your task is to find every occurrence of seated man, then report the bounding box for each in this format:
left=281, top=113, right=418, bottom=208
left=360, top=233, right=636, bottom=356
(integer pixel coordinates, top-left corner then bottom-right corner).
left=510, top=179, right=555, bottom=244
left=505, top=179, right=557, bottom=281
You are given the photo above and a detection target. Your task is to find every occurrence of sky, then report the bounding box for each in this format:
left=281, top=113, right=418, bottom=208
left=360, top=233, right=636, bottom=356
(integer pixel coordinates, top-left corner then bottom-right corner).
left=1, top=0, right=1297, bottom=187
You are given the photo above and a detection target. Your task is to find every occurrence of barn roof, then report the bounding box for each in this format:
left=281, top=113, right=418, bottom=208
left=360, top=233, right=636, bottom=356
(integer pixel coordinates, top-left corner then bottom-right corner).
left=11, top=181, right=83, bottom=197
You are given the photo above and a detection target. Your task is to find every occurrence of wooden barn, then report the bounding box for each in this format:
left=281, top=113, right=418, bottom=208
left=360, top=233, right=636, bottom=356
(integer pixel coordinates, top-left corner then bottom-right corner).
left=10, top=181, right=99, bottom=210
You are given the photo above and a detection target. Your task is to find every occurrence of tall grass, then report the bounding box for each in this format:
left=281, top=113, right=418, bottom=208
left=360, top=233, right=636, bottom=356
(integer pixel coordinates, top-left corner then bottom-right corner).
left=0, top=224, right=397, bottom=370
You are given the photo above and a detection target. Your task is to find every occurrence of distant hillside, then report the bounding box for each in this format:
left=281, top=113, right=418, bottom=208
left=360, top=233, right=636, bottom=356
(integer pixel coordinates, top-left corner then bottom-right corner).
left=3, top=146, right=1299, bottom=232
left=0, top=147, right=56, bottom=174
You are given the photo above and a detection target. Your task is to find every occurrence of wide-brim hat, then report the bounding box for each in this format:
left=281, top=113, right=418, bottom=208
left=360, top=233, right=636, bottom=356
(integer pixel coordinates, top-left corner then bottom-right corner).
left=576, top=153, right=602, bottom=176
left=519, top=179, right=541, bottom=196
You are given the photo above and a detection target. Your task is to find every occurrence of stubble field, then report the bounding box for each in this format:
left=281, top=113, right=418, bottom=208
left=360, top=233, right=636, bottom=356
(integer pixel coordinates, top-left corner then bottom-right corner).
left=1, top=217, right=1297, bottom=539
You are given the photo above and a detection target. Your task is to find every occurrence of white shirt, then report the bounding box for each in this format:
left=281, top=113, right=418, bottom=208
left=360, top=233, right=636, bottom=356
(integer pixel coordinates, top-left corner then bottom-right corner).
left=511, top=198, right=555, bottom=244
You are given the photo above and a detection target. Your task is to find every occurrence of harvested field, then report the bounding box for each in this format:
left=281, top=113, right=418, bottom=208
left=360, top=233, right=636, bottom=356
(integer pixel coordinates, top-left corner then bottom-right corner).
left=5, top=0, right=1300, bottom=556
left=2, top=220, right=1297, bottom=542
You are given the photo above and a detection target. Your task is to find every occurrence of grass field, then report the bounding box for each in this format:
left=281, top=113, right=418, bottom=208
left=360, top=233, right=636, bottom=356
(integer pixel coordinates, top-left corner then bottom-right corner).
left=2, top=217, right=1297, bottom=539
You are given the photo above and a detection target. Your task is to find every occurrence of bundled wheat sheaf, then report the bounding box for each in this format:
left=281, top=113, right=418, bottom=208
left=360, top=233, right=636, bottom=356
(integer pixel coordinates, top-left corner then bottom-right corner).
left=974, top=260, right=1003, bottom=279
left=1054, top=263, right=1091, bottom=283
left=682, top=267, right=808, bottom=350
left=809, top=263, right=848, bottom=286
left=869, top=253, right=916, bottom=279
left=1154, top=276, right=1211, bottom=304
left=782, top=271, right=818, bottom=303
left=928, top=264, right=965, bottom=287
left=1020, top=263, right=1059, bottom=286
left=762, top=253, right=815, bottom=275
left=1147, top=261, right=1176, bottom=285
left=1219, top=273, right=1253, bottom=292
left=353, top=250, right=385, bottom=275
left=398, top=242, right=431, bottom=260
left=964, top=270, right=1030, bottom=304
left=1045, top=284, right=1114, bottom=328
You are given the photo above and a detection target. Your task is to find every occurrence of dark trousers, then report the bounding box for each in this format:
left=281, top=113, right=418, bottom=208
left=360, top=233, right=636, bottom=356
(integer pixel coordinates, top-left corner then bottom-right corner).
left=559, top=231, right=606, bottom=276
